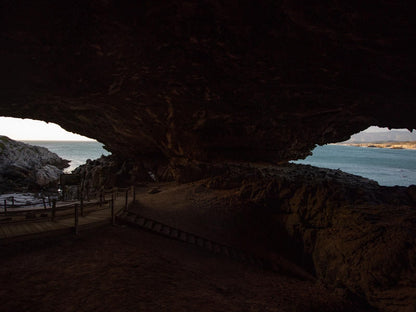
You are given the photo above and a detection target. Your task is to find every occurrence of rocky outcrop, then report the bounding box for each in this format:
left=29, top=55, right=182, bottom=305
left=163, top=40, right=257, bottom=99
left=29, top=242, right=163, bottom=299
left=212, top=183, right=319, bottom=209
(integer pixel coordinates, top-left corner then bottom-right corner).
left=0, top=1, right=415, bottom=169
left=72, top=155, right=173, bottom=192
left=0, top=136, right=69, bottom=192
left=205, top=164, right=415, bottom=311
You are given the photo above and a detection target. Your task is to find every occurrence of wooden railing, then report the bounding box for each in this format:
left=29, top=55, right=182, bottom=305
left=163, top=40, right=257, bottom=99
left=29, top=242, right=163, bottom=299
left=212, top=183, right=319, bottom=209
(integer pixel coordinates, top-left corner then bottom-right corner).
left=0, top=186, right=137, bottom=231
left=1, top=196, right=53, bottom=214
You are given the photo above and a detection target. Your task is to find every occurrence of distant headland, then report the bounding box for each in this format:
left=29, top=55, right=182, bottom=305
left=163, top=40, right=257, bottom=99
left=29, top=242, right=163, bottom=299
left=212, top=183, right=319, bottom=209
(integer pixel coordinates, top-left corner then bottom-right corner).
left=338, top=128, right=416, bottom=150
left=336, top=141, right=416, bottom=150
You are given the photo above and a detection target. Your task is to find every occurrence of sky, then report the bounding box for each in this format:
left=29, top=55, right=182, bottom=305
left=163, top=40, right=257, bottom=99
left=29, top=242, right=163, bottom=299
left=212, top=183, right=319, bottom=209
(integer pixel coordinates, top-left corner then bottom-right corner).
left=0, top=116, right=412, bottom=141
left=0, top=117, right=95, bottom=141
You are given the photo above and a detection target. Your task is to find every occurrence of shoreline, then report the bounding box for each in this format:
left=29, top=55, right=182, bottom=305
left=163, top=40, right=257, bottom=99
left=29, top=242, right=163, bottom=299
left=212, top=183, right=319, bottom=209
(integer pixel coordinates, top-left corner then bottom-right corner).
left=334, top=141, right=416, bottom=150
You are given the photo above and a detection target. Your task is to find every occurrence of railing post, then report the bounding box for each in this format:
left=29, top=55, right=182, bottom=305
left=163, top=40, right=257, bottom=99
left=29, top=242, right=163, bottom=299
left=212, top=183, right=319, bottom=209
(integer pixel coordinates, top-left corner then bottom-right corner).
left=125, top=189, right=128, bottom=210
left=74, top=204, right=79, bottom=235
left=111, top=193, right=115, bottom=225
left=42, top=198, right=47, bottom=209
left=11, top=196, right=15, bottom=207
left=52, top=199, right=56, bottom=221
left=80, top=188, right=84, bottom=217
left=132, top=185, right=136, bottom=203
left=4, top=200, right=7, bottom=215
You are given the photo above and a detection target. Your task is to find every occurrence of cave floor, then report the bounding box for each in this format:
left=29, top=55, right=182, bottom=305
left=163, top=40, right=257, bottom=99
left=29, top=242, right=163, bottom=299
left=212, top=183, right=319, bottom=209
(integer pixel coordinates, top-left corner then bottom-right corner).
left=0, top=224, right=369, bottom=312
left=128, top=181, right=316, bottom=270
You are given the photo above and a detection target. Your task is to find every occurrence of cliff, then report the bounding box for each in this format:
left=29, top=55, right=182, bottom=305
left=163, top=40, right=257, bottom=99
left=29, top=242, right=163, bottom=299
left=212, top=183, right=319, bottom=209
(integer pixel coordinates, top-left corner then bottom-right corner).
left=0, top=136, right=69, bottom=192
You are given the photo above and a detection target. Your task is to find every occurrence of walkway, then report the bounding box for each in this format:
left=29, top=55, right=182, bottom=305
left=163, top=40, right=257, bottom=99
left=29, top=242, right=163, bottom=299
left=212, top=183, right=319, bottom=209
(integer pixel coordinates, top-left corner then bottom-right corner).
left=117, top=209, right=314, bottom=281
left=0, top=197, right=127, bottom=243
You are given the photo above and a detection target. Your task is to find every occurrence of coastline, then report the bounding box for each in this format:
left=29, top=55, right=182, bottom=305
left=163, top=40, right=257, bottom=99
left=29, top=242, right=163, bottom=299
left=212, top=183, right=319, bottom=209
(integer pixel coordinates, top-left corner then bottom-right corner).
left=334, top=141, right=416, bottom=150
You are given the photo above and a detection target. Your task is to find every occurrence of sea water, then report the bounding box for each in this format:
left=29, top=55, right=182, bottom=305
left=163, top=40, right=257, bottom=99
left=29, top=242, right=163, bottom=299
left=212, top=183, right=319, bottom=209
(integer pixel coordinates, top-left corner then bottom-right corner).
left=22, top=140, right=111, bottom=172
left=292, top=144, right=416, bottom=187
left=21, top=141, right=416, bottom=187
left=0, top=141, right=111, bottom=210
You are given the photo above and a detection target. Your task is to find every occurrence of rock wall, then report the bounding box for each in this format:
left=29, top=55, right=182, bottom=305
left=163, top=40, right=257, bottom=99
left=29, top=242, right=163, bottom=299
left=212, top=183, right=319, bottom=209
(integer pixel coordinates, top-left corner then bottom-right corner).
left=0, top=1, right=415, bottom=168
left=0, top=136, right=69, bottom=192
left=207, top=164, right=416, bottom=311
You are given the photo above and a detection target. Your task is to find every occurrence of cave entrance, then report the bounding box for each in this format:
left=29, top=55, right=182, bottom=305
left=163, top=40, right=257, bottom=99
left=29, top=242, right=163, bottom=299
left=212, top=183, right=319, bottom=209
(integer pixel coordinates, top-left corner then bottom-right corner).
left=0, top=116, right=110, bottom=172
left=292, top=126, right=416, bottom=186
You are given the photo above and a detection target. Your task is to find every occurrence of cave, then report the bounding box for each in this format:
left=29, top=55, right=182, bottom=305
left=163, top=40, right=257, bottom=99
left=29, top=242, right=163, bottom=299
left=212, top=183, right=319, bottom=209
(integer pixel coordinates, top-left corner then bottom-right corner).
left=1, top=1, right=415, bottom=311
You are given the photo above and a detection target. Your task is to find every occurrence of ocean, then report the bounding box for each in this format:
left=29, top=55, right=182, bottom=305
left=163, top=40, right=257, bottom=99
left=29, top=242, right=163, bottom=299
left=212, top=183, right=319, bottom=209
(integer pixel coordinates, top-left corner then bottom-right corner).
left=1, top=140, right=111, bottom=210
left=292, top=144, right=416, bottom=187
left=22, top=141, right=416, bottom=187
left=22, top=140, right=111, bottom=172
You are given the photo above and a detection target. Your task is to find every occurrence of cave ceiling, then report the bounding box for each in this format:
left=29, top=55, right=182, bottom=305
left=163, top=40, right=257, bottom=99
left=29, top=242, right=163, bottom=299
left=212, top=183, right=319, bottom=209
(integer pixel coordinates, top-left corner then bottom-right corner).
left=1, top=0, right=415, bottom=165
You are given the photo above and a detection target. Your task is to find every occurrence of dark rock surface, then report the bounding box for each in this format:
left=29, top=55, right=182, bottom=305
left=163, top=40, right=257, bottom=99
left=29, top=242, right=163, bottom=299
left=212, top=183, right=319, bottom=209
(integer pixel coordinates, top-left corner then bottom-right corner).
left=0, top=1, right=415, bottom=167
left=206, top=164, right=416, bottom=311
left=0, top=136, right=69, bottom=192
left=72, top=155, right=173, bottom=192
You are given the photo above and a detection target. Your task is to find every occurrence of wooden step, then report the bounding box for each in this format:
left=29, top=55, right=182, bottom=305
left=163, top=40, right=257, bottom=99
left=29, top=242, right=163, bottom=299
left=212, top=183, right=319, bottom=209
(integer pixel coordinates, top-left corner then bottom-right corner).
left=179, top=231, right=187, bottom=242
left=170, top=228, right=178, bottom=238
left=153, top=223, right=162, bottom=232
left=221, top=246, right=230, bottom=257
left=160, top=225, right=171, bottom=236
left=144, top=220, right=154, bottom=230
left=212, top=244, right=221, bottom=254
left=125, top=214, right=136, bottom=223
left=187, top=235, right=196, bottom=244
left=196, top=237, right=204, bottom=247
left=205, top=241, right=213, bottom=251
left=136, top=217, right=145, bottom=226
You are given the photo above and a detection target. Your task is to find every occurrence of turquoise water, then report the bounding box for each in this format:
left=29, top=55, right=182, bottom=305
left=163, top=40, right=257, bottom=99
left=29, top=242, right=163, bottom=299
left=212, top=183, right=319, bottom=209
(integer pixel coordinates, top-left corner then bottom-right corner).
left=292, top=145, right=416, bottom=186
left=22, top=141, right=111, bottom=172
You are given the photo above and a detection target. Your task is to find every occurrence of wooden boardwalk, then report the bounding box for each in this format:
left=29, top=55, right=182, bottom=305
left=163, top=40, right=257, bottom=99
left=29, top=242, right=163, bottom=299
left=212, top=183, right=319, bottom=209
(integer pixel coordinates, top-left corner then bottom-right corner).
left=0, top=198, right=126, bottom=243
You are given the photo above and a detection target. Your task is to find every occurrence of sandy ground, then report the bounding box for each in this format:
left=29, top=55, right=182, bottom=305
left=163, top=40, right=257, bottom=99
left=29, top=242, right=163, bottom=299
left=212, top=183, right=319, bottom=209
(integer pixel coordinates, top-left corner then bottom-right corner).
left=129, top=182, right=314, bottom=272
left=130, top=182, right=283, bottom=252
left=0, top=182, right=374, bottom=311
left=0, top=225, right=371, bottom=312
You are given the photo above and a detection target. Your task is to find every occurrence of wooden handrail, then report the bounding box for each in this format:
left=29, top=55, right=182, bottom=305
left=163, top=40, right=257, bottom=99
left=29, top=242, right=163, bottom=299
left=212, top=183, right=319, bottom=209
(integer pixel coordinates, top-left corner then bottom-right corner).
left=1, top=185, right=137, bottom=224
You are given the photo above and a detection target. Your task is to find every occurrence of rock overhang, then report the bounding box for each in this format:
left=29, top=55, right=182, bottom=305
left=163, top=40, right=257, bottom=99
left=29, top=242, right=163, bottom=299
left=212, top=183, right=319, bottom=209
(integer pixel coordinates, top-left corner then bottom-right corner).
left=0, top=0, right=415, bottom=168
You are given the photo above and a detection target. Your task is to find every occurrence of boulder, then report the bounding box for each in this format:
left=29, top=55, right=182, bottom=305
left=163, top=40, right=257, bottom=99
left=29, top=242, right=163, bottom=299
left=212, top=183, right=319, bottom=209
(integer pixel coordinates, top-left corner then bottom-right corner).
left=35, top=164, right=64, bottom=186
left=0, top=136, right=69, bottom=192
